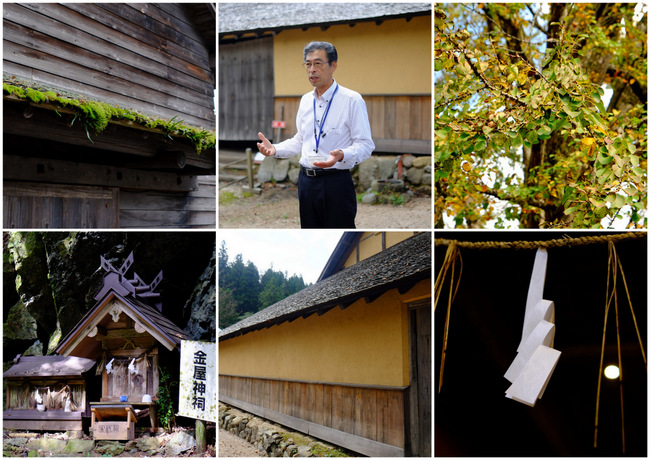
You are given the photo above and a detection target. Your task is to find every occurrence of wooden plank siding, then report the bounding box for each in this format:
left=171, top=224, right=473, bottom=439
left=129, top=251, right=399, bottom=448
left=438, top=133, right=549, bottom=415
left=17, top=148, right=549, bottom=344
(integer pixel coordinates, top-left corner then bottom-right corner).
left=3, top=3, right=215, bottom=130
left=219, top=375, right=406, bottom=456
left=273, top=95, right=431, bottom=154
left=3, top=182, right=119, bottom=229
left=119, top=175, right=216, bottom=228
left=219, top=37, right=274, bottom=141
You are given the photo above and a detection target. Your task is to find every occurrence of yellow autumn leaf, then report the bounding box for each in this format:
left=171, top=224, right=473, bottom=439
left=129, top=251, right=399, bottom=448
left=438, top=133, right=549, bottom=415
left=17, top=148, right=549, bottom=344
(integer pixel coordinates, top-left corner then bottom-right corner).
left=581, top=137, right=596, bottom=146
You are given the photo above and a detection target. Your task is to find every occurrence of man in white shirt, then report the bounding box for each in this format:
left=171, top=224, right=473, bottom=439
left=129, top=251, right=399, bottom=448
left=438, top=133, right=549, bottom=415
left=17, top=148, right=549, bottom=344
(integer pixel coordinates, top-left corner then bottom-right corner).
left=257, top=41, right=375, bottom=228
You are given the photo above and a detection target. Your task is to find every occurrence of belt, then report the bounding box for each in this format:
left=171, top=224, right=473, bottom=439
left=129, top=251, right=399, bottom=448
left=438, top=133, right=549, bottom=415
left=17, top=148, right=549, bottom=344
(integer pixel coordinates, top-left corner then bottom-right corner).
left=300, top=166, right=350, bottom=177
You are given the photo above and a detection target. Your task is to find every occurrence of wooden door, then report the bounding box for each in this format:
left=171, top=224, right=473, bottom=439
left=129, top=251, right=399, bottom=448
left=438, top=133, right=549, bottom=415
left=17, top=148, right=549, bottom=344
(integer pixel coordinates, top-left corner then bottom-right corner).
left=408, top=299, right=432, bottom=456
left=4, top=181, right=119, bottom=228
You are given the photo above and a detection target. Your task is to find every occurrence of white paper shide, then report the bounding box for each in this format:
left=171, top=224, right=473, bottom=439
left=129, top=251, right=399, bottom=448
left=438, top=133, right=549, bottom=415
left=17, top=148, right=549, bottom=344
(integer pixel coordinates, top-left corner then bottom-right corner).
left=505, top=248, right=561, bottom=407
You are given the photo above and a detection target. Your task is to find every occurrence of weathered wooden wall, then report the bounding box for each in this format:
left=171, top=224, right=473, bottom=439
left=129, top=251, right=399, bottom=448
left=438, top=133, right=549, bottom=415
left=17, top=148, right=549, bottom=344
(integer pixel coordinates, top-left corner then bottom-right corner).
left=3, top=3, right=215, bottom=130
left=3, top=182, right=120, bottom=229
left=273, top=95, right=431, bottom=153
left=219, top=375, right=406, bottom=456
left=119, top=176, right=216, bottom=229
left=219, top=37, right=274, bottom=141
left=3, top=176, right=216, bottom=229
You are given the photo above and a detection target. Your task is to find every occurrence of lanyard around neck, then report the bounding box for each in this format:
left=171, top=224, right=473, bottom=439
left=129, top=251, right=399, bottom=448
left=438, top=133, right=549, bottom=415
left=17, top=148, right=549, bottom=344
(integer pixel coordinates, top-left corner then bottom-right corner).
left=313, top=83, right=339, bottom=153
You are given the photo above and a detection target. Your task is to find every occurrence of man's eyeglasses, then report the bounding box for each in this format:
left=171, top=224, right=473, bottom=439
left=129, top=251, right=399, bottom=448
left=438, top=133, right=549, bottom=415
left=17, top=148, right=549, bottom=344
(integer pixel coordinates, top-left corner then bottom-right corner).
left=302, top=61, right=330, bottom=70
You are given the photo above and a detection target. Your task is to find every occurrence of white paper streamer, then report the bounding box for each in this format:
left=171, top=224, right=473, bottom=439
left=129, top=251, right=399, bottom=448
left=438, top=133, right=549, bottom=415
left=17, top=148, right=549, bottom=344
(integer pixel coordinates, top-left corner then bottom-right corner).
left=505, top=248, right=561, bottom=406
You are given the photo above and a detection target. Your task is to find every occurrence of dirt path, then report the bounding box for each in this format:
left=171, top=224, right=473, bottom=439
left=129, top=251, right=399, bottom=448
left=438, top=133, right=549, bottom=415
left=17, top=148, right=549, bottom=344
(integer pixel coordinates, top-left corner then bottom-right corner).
left=219, top=183, right=432, bottom=229
left=219, top=428, right=262, bottom=457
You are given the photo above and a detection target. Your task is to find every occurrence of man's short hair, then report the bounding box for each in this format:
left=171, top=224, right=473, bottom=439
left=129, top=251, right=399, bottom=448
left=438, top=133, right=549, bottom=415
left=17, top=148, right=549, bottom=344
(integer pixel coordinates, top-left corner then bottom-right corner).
left=303, top=41, right=338, bottom=64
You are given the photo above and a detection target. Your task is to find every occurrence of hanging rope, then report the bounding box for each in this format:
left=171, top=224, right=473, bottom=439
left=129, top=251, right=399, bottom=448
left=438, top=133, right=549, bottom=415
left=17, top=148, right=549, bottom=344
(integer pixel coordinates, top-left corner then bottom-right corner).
left=435, top=232, right=646, bottom=250
left=593, top=241, right=646, bottom=453
left=435, top=241, right=462, bottom=393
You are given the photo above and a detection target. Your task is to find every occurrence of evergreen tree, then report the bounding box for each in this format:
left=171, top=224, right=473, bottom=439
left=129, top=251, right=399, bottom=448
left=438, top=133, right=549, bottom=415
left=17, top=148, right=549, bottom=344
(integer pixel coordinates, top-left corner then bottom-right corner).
left=218, top=287, right=239, bottom=329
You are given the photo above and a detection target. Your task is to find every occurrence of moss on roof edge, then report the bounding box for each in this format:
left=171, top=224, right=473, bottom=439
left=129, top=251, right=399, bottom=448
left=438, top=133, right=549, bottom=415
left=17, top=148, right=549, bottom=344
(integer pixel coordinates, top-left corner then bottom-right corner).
left=3, top=82, right=216, bottom=155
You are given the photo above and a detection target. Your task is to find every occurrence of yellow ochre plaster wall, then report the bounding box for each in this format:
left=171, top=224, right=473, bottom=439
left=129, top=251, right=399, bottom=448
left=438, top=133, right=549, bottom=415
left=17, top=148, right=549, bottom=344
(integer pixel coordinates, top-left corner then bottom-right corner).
left=219, top=280, right=430, bottom=387
left=344, top=232, right=416, bottom=268
left=273, top=15, right=431, bottom=96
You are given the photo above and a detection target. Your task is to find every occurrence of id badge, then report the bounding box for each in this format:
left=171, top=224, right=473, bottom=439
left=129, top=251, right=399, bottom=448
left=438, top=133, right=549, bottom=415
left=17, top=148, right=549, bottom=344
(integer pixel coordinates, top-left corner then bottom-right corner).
left=305, top=149, right=328, bottom=167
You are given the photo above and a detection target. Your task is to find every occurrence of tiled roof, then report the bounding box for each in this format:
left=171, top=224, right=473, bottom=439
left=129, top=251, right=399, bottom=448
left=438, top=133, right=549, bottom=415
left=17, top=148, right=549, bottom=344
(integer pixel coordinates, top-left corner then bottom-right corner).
left=220, top=232, right=431, bottom=340
left=219, top=3, right=431, bottom=35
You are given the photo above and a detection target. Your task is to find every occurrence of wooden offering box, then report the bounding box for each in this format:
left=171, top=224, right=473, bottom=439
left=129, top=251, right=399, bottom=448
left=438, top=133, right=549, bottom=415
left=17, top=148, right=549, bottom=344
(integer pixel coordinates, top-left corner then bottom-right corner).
left=91, top=405, right=136, bottom=440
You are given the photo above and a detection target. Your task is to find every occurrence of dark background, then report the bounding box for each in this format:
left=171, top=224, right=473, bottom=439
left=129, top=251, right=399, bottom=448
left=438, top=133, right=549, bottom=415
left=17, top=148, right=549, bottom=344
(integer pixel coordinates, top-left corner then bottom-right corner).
left=434, top=231, right=647, bottom=456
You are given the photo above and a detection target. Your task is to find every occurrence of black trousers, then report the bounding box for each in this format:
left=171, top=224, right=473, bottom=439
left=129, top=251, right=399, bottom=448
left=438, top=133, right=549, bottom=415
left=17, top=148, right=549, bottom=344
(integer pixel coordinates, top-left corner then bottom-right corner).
left=298, top=168, right=356, bottom=228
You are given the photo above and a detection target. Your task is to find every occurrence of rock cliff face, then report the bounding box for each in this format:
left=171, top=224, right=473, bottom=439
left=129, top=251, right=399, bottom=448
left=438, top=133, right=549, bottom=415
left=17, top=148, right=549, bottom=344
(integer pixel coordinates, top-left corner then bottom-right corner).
left=3, top=232, right=216, bottom=361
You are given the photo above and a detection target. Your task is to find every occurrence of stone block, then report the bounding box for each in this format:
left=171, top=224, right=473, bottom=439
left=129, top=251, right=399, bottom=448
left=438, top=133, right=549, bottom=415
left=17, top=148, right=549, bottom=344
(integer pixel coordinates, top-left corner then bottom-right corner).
left=402, top=154, right=415, bottom=168
left=257, top=157, right=276, bottom=182
left=63, top=439, right=94, bottom=454
left=288, top=167, right=300, bottom=184
left=378, top=156, right=397, bottom=180
left=273, top=159, right=291, bottom=182
left=164, top=431, right=196, bottom=456
left=135, top=436, right=160, bottom=453
left=412, top=156, right=432, bottom=168
left=358, top=157, right=379, bottom=191
left=406, top=166, right=425, bottom=185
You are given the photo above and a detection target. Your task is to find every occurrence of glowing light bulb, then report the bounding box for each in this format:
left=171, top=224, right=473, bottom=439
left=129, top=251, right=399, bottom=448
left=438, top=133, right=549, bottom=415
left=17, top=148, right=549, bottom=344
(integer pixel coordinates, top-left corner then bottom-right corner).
left=604, top=365, right=620, bottom=380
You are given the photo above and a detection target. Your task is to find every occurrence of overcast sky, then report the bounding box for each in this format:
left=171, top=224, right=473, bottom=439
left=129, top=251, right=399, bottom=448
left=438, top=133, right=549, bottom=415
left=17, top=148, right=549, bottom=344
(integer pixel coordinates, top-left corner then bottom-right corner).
left=218, top=230, right=345, bottom=284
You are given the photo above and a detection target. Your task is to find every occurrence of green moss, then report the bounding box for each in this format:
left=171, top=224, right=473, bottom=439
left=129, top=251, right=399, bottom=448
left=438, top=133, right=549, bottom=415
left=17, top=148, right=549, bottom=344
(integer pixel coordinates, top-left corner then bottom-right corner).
left=25, top=88, right=48, bottom=103
left=3, top=83, right=25, bottom=98
left=3, top=82, right=215, bottom=154
left=219, top=191, right=239, bottom=205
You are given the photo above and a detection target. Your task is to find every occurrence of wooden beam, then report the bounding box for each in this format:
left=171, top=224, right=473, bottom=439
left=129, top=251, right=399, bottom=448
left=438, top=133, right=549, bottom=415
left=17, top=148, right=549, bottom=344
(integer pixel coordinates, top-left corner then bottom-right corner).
left=4, top=156, right=199, bottom=192
left=3, top=181, right=114, bottom=200
left=372, top=138, right=431, bottom=155
left=3, top=100, right=214, bottom=170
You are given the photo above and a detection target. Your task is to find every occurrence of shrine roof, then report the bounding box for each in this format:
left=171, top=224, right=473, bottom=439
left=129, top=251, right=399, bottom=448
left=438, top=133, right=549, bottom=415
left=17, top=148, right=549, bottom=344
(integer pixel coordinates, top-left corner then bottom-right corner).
left=56, top=252, right=191, bottom=358
left=3, top=355, right=96, bottom=378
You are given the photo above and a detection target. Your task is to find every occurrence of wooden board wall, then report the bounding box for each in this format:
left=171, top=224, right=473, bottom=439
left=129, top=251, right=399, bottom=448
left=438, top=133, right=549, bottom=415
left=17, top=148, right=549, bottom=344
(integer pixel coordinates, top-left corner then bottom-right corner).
left=219, top=37, right=274, bottom=141
left=273, top=95, right=431, bottom=154
left=3, top=3, right=215, bottom=130
left=119, top=175, right=216, bottom=229
left=3, top=182, right=119, bottom=228
left=220, top=375, right=406, bottom=455
left=3, top=176, right=215, bottom=229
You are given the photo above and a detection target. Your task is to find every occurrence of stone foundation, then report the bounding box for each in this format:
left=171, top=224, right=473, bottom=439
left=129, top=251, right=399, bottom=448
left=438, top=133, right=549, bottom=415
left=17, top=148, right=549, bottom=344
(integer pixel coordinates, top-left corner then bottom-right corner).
left=257, top=154, right=431, bottom=191
left=219, top=403, right=349, bottom=457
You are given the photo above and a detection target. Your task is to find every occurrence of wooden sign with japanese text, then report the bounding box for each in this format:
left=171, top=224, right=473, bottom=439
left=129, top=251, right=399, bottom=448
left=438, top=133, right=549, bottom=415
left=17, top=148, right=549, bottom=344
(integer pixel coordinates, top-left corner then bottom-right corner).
left=178, top=340, right=216, bottom=422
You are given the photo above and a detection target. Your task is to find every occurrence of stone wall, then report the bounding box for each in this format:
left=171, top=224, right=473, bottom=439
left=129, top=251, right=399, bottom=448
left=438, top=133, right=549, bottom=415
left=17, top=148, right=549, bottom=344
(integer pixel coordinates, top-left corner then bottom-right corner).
left=256, top=154, right=432, bottom=191
left=219, top=403, right=348, bottom=457
left=3, top=430, right=201, bottom=457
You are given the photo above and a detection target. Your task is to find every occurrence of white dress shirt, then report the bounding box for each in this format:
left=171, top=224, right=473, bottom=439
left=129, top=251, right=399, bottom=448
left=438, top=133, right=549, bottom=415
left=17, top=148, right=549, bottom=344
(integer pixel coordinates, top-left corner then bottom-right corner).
left=273, top=80, right=375, bottom=169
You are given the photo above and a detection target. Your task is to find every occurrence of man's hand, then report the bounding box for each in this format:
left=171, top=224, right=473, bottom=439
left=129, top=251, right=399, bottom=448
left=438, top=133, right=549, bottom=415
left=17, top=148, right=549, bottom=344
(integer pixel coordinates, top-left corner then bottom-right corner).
left=257, top=132, right=276, bottom=157
left=313, top=149, right=344, bottom=168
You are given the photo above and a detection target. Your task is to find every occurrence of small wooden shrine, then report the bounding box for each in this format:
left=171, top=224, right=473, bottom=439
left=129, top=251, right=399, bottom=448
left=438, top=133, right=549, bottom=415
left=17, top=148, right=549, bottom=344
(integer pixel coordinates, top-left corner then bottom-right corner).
left=3, top=355, right=95, bottom=431
left=54, top=252, right=191, bottom=438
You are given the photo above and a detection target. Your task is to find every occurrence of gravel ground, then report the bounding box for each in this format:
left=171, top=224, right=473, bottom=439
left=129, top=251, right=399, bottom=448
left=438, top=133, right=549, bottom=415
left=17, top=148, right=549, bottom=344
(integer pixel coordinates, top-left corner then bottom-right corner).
left=218, top=183, right=432, bottom=229
left=218, top=429, right=262, bottom=457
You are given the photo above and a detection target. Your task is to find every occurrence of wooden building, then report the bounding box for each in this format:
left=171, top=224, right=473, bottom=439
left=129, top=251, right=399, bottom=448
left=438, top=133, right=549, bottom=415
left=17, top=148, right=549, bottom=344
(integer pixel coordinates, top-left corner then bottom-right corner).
left=3, top=355, right=96, bottom=432
left=219, top=3, right=431, bottom=154
left=219, top=232, right=431, bottom=456
left=3, top=3, right=216, bottom=229
left=54, top=252, right=191, bottom=433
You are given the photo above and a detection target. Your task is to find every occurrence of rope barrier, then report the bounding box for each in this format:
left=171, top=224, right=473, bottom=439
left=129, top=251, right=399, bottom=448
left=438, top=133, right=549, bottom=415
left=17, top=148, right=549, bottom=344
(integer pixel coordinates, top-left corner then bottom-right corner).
left=435, top=232, right=646, bottom=250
